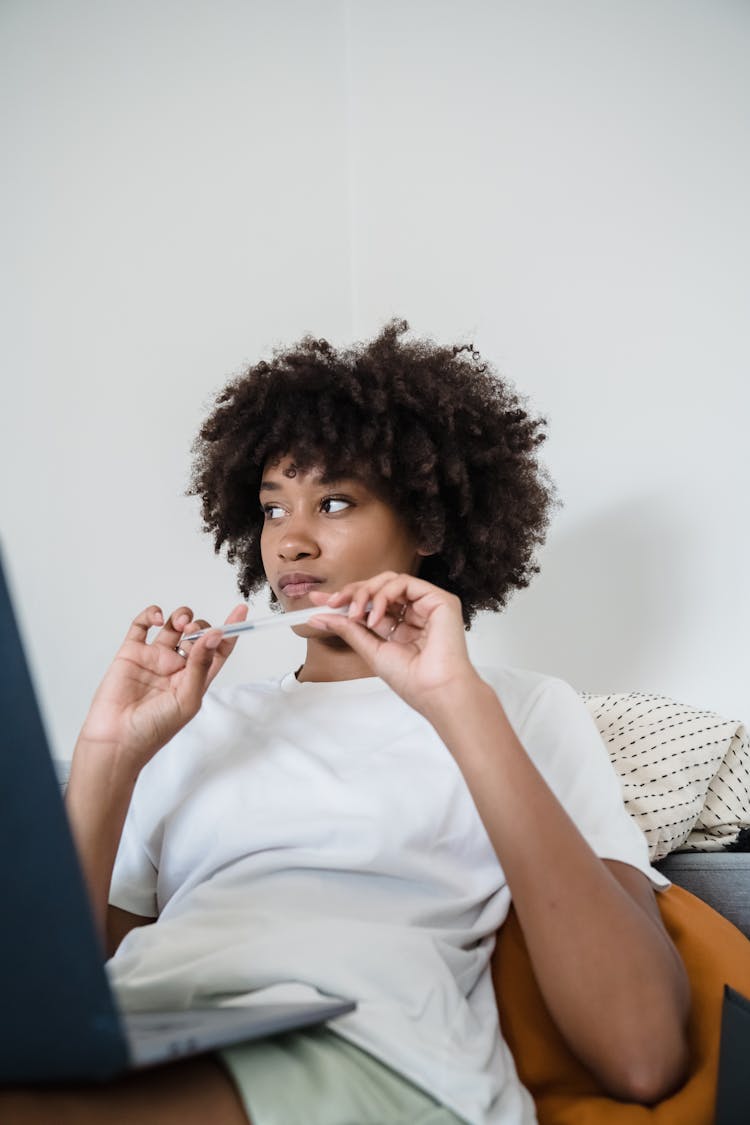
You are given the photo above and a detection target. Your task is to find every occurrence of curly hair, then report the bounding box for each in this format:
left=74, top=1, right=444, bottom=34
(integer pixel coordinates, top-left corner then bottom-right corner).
left=188, top=318, right=559, bottom=627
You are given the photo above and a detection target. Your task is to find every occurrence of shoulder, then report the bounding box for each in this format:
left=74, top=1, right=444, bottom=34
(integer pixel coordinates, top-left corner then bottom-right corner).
left=476, top=664, right=582, bottom=728
left=476, top=664, right=609, bottom=773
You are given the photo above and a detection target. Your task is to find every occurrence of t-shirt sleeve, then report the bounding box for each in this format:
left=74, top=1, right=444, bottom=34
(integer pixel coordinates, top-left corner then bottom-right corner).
left=515, top=675, right=670, bottom=890
left=109, top=786, right=159, bottom=918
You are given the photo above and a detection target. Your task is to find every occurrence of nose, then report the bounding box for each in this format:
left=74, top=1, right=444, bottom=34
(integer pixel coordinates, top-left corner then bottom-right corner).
left=277, top=510, right=320, bottom=562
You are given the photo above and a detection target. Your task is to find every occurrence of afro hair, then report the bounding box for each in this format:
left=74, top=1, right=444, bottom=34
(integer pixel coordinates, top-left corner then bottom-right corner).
left=188, top=318, right=559, bottom=626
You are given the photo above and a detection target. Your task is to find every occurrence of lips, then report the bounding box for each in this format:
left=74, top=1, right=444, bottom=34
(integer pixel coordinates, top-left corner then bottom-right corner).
left=278, top=572, right=324, bottom=599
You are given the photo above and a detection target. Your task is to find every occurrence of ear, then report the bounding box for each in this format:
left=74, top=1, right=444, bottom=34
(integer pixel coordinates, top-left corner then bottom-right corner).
left=417, top=545, right=436, bottom=558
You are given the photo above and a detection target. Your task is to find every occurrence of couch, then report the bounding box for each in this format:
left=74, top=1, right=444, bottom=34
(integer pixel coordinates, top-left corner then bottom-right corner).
left=580, top=689, right=750, bottom=939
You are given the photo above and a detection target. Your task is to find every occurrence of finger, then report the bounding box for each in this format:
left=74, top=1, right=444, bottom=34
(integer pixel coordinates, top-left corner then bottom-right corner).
left=203, top=604, right=248, bottom=687
left=153, top=606, right=194, bottom=649
left=225, top=603, right=249, bottom=626
left=307, top=588, right=334, bottom=606
left=209, top=603, right=248, bottom=661
left=181, top=617, right=210, bottom=640
left=367, top=575, right=450, bottom=630
left=348, top=572, right=403, bottom=623
left=124, top=606, right=164, bottom=645
left=323, top=572, right=395, bottom=611
left=325, top=573, right=399, bottom=620
left=308, top=612, right=383, bottom=665
left=371, top=602, right=410, bottom=642
left=174, top=633, right=223, bottom=714
left=364, top=574, right=416, bottom=630
left=169, top=617, right=211, bottom=664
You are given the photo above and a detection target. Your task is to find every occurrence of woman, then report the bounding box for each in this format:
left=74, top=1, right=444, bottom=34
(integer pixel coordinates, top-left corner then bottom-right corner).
left=4, top=321, right=690, bottom=1124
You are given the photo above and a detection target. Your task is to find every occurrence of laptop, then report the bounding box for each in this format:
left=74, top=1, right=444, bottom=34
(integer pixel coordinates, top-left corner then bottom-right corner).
left=0, top=551, right=355, bottom=1084
left=715, top=985, right=750, bottom=1125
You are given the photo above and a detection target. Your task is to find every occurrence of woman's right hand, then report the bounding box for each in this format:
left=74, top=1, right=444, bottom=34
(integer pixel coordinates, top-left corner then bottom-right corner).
left=75, top=602, right=248, bottom=775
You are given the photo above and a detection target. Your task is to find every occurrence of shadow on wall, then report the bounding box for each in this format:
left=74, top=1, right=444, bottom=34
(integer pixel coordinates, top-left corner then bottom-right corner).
left=469, top=496, right=695, bottom=694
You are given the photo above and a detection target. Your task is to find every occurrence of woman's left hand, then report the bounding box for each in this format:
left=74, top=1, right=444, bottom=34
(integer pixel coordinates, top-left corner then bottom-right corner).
left=307, top=572, right=482, bottom=718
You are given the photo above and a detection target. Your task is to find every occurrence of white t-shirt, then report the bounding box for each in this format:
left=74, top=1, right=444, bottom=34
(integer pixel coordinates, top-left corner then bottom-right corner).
left=108, top=665, right=669, bottom=1125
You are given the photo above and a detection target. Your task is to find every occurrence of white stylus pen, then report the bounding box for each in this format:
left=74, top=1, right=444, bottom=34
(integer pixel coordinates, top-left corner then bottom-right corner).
left=182, top=601, right=373, bottom=643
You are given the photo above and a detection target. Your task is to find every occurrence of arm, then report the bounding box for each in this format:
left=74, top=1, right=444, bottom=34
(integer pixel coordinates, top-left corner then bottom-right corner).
left=64, top=601, right=247, bottom=957
left=308, top=574, right=691, bottom=1104
left=65, top=740, right=150, bottom=958
left=426, top=676, right=690, bottom=1103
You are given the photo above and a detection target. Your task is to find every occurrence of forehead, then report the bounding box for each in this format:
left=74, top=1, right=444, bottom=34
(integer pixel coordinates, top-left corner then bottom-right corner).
left=260, top=456, right=359, bottom=490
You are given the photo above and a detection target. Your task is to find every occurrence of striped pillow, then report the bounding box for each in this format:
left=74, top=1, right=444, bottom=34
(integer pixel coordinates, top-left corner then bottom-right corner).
left=582, top=691, right=750, bottom=860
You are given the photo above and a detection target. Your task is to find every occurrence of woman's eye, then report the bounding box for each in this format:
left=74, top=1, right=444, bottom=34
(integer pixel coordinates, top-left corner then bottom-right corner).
left=321, top=497, right=351, bottom=514
left=263, top=504, right=285, bottom=520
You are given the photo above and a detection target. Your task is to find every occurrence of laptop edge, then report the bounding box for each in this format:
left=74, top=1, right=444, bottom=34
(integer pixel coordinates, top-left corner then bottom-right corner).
left=0, top=549, right=354, bottom=1084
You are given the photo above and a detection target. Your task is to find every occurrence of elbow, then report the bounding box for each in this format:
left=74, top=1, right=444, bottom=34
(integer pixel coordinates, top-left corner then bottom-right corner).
left=606, top=1032, right=691, bottom=1105
left=607, top=960, right=693, bottom=1104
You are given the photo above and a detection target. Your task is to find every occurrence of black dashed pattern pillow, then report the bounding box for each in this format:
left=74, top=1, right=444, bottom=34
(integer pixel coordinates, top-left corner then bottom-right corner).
left=581, top=691, right=750, bottom=860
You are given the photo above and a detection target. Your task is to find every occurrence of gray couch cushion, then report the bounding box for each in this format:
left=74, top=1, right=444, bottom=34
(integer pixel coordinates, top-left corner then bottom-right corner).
left=655, top=853, right=750, bottom=940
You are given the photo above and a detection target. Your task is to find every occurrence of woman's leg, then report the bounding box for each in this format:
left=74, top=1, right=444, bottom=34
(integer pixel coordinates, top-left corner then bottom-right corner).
left=0, top=1054, right=251, bottom=1125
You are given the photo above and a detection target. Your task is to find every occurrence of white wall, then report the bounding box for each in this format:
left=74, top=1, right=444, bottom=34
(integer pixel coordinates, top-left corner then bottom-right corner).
left=1, top=0, right=353, bottom=758
left=346, top=0, right=750, bottom=715
left=348, top=0, right=750, bottom=715
left=1, top=1, right=748, bottom=762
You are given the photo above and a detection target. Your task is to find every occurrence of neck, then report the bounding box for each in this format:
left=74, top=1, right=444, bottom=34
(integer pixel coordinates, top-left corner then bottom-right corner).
left=296, top=634, right=375, bottom=683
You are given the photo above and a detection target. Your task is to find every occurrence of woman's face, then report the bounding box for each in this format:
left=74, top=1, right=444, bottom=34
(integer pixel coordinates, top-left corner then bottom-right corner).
left=259, top=455, right=425, bottom=625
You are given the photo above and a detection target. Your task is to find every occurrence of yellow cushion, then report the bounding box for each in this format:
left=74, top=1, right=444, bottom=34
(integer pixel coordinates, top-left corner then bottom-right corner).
left=491, top=885, right=750, bottom=1123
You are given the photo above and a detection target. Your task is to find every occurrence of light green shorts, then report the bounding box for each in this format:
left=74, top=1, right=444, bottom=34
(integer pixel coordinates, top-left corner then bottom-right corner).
left=217, top=1026, right=468, bottom=1125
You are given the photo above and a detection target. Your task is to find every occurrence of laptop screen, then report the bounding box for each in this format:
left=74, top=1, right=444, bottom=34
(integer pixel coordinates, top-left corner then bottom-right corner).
left=0, top=551, right=128, bottom=1080
left=716, top=985, right=750, bottom=1125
